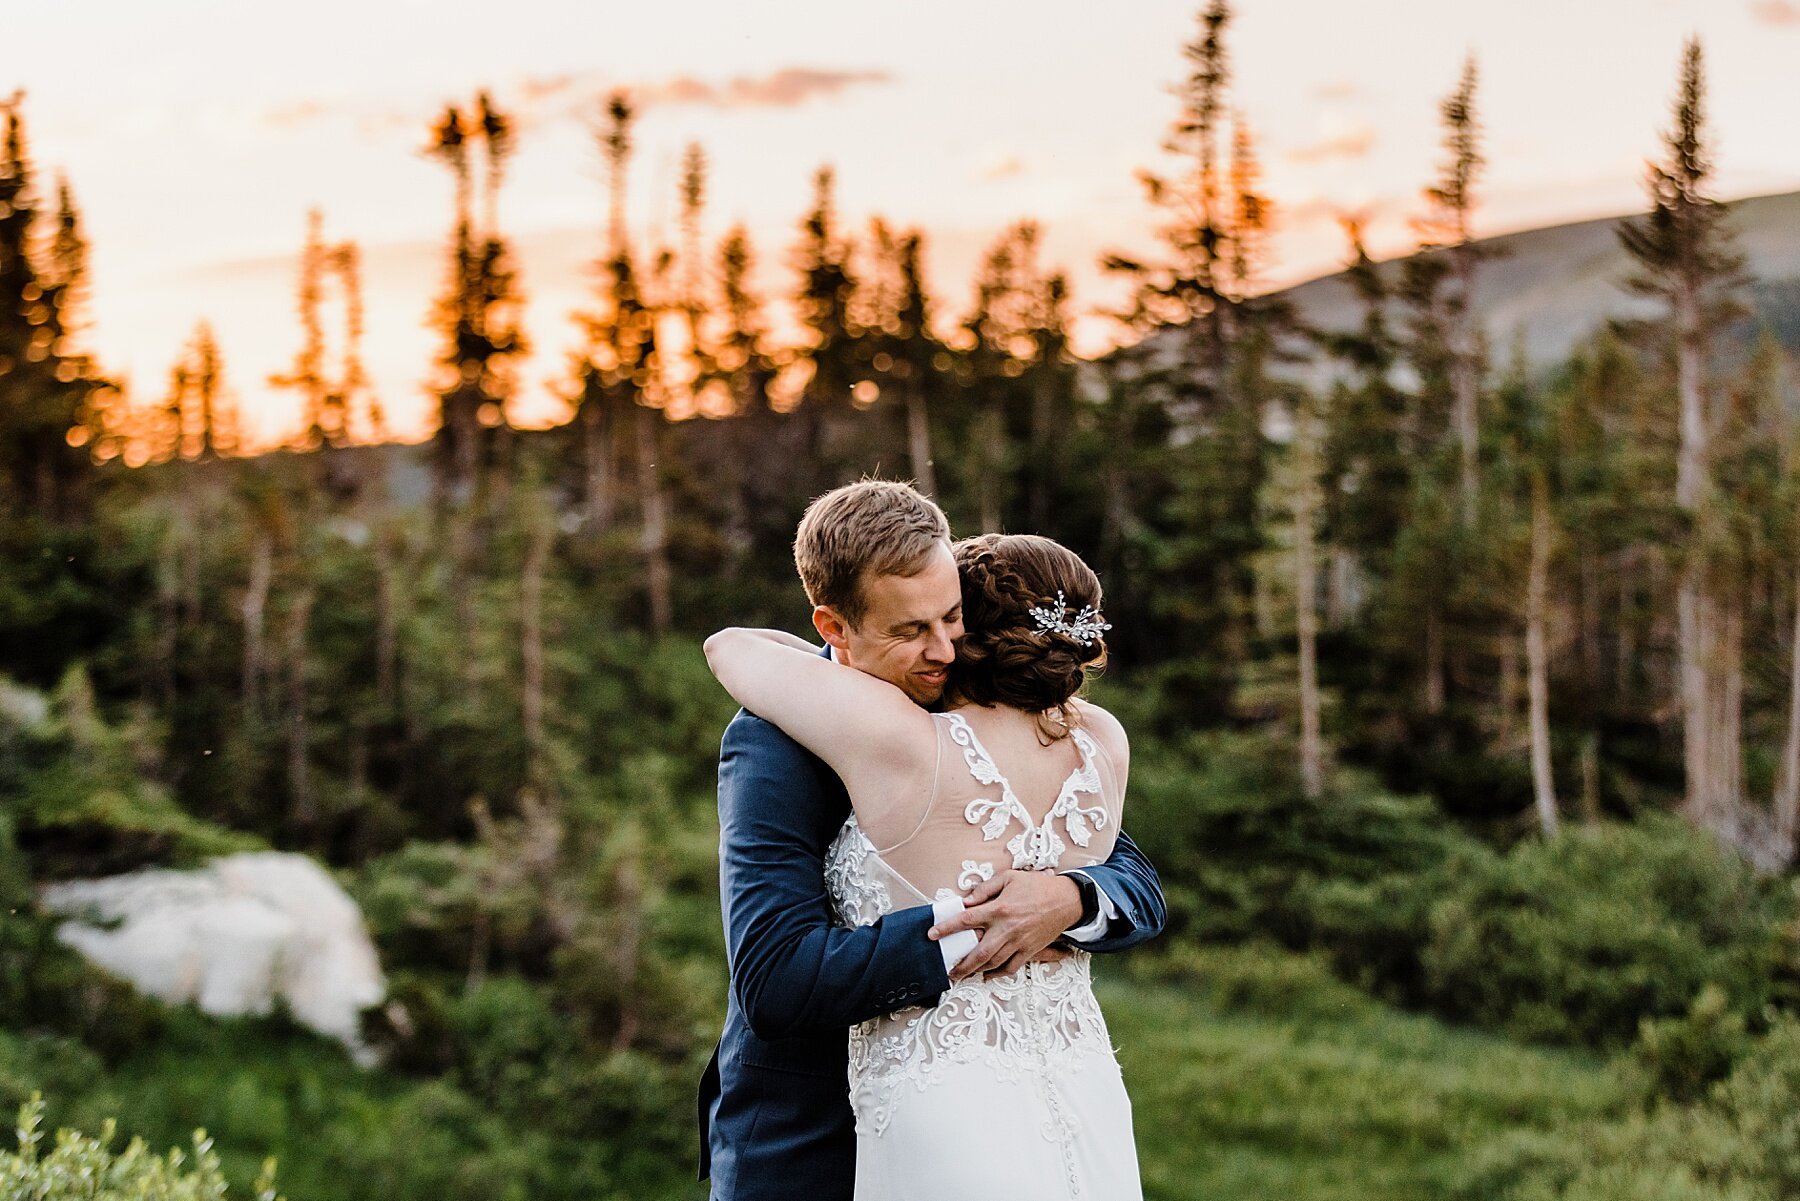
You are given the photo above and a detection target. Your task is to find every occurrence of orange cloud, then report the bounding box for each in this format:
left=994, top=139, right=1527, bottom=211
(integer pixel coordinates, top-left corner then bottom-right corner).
left=1750, top=0, right=1800, bottom=24
left=513, top=66, right=893, bottom=110
left=980, top=156, right=1026, bottom=182
left=260, top=66, right=893, bottom=138
left=1286, top=124, right=1376, bottom=164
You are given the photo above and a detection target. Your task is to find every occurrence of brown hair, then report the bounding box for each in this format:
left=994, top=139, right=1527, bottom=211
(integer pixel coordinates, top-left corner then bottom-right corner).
left=793, top=480, right=952, bottom=627
left=947, top=533, right=1107, bottom=738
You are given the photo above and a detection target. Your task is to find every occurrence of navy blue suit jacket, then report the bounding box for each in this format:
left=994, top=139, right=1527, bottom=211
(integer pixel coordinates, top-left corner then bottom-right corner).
left=699, top=699, right=1166, bottom=1201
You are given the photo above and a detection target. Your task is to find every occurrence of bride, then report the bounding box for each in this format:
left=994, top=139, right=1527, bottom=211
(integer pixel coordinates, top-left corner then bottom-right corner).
left=705, top=532, right=1142, bottom=1201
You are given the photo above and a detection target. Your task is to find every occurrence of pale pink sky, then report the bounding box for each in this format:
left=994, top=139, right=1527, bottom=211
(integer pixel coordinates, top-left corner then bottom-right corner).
left=10, top=0, right=1800, bottom=449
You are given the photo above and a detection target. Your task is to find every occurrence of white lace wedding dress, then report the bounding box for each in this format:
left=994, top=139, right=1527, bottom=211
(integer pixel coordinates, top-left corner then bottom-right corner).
left=824, top=709, right=1143, bottom=1201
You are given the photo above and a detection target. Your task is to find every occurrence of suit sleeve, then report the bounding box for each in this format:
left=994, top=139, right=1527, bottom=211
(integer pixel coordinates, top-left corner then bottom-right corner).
left=1067, top=828, right=1167, bottom=955
left=720, top=714, right=951, bottom=1041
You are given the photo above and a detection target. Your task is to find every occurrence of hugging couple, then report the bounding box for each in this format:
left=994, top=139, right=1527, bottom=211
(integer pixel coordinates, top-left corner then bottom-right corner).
left=698, top=479, right=1166, bottom=1201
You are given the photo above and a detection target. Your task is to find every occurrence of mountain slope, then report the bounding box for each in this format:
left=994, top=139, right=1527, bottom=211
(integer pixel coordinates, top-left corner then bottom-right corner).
left=1272, top=189, right=1800, bottom=380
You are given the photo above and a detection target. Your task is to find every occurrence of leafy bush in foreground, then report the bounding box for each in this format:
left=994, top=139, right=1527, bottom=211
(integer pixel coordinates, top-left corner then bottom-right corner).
left=1, top=1092, right=283, bottom=1201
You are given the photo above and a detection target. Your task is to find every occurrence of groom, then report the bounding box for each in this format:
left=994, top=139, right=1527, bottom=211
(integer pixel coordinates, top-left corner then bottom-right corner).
left=698, top=480, right=1166, bottom=1200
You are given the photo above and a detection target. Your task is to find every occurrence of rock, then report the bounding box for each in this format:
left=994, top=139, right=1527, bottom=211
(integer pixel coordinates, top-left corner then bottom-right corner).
left=37, top=851, right=387, bottom=1066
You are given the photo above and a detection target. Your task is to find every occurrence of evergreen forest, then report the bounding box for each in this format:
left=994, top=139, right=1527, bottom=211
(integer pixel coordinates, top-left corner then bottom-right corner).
left=8, top=8, right=1800, bottom=1199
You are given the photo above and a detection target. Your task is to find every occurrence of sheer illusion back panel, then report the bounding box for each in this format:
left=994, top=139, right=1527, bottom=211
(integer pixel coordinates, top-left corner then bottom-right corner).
left=871, top=707, right=1123, bottom=902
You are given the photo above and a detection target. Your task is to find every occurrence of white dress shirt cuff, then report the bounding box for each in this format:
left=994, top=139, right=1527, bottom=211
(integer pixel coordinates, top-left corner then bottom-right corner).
left=931, top=895, right=978, bottom=973
left=1059, top=870, right=1120, bottom=943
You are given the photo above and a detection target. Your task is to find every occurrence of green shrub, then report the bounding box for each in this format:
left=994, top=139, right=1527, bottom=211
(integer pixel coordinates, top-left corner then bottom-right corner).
left=1, top=666, right=260, bottom=875
left=1628, top=983, right=1749, bottom=1105
left=1472, top=1013, right=1800, bottom=1201
left=1117, top=724, right=1459, bottom=953
left=1420, top=818, right=1791, bottom=1047
left=1, top=1092, right=283, bottom=1201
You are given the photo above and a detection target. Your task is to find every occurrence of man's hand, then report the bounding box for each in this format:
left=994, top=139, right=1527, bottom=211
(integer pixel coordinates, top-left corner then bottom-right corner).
left=927, top=869, right=1084, bottom=982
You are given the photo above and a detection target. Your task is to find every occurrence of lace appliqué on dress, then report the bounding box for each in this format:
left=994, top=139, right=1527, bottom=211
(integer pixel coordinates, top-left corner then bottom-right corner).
left=846, top=955, right=1115, bottom=1141
left=825, top=816, right=892, bottom=928
left=942, top=713, right=1109, bottom=870
left=819, top=716, right=1124, bottom=1197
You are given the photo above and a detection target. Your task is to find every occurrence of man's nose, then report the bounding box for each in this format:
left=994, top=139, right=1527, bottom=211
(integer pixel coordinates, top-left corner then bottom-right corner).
left=924, top=626, right=955, bottom=665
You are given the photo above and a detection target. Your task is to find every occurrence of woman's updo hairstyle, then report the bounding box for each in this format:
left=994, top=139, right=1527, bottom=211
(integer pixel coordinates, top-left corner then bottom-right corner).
left=948, top=533, right=1108, bottom=739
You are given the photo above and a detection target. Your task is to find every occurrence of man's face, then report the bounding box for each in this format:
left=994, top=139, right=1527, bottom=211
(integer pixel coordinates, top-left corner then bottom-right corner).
left=814, top=541, right=964, bottom=707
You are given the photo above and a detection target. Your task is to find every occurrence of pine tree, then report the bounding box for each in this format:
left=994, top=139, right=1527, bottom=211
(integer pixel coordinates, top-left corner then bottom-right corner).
left=710, top=225, right=784, bottom=583
left=677, top=143, right=718, bottom=413
left=566, top=92, right=672, bottom=634
left=1617, top=37, right=1756, bottom=853
left=1415, top=56, right=1493, bottom=528
left=855, top=220, right=938, bottom=496
left=329, top=239, right=381, bottom=442
left=791, top=166, right=867, bottom=481
left=428, top=95, right=527, bottom=509
left=1317, top=219, right=1410, bottom=620
left=160, top=323, right=236, bottom=461
left=271, top=209, right=330, bottom=449
left=961, top=223, right=1036, bottom=532
left=1098, top=0, right=1274, bottom=715
left=0, top=97, right=108, bottom=520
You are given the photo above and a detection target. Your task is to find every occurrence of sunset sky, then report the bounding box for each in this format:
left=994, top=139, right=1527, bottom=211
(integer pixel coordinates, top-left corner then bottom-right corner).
left=10, top=0, right=1800, bottom=449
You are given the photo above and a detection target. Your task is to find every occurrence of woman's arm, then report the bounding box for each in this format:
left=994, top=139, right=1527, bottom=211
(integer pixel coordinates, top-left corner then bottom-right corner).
left=703, top=628, right=935, bottom=797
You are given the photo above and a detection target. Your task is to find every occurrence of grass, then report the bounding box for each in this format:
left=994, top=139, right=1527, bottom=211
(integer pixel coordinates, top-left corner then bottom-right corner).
left=1103, top=944, right=1626, bottom=1201
left=5, top=944, right=1630, bottom=1200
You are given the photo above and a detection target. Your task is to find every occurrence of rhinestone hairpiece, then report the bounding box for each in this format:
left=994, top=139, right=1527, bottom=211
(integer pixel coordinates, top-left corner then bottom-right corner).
left=1026, top=590, right=1112, bottom=647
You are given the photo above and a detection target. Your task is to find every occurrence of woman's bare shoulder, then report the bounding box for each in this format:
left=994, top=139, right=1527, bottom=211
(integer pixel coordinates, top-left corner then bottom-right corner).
left=1071, top=698, right=1129, bottom=760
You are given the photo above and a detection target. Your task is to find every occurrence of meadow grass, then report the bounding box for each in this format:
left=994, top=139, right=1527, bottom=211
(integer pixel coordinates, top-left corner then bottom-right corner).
left=1103, top=944, right=1625, bottom=1201
left=6, top=944, right=1630, bottom=1200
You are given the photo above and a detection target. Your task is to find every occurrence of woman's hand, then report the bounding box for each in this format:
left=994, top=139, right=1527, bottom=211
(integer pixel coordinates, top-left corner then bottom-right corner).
left=933, top=868, right=1086, bottom=982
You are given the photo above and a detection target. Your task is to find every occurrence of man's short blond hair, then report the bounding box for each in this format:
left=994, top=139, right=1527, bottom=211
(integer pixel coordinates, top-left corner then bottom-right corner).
left=794, top=480, right=951, bottom=628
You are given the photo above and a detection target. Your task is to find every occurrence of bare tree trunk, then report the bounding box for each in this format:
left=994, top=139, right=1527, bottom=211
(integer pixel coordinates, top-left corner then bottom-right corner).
left=449, top=513, right=480, bottom=694
left=1294, top=405, right=1324, bottom=798
left=636, top=404, right=673, bottom=636
left=521, top=504, right=548, bottom=790
left=977, top=404, right=1004, bottom=534
left=179, top=519, right=203, bottom=638
left=467, top=909, right=489, bottom=992
left=374, top=526, right=399, bottom=712
left=284, top=585, right=316, bottom=832
left=1673, top=278, right=1721, bottom=827
left=906, top=379, right=937, bottom=498
left=582, top=397, right=615, bottom=532
left=1615, top=548, right=1635, bottom=703
left=1714, top=590, right=1746, bottom=815
left=1580, top=547, right=1603, bottom=693
left=241, top=529, right=273, bottom=721
left=1527, top=470, right=1560, bottom=837
left=1496, top=634, right=1519, bottom=748
left=1775, top=557, right=1800, bottom=859
left=154, top=531, right=180, bottom=713
left=1579, top=731, right=1602, bottom=823
left=1452, top=248, right=1480, bottom=529
left=1027, top=372, right=1053, bottom=530
left=1679, top=576, right=1712, bottom=823
left=1424, top=611, right=1446, bottom=715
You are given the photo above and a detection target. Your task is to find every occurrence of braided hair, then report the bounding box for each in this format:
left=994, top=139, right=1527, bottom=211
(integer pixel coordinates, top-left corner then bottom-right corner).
left=947, top=533, right=1108, bottom=740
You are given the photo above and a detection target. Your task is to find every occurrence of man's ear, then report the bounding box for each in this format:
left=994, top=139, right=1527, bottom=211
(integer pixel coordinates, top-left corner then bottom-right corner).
left=813, top=606, right=852, bottom=655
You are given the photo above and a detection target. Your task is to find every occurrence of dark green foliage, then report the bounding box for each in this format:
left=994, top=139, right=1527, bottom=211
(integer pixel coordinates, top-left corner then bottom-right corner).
left=1628, top=982, right=1750, bottom=1106
left=1115, top=718, right=1457, bottom=956
left=1418, top=819, right=1796, bottom=1047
